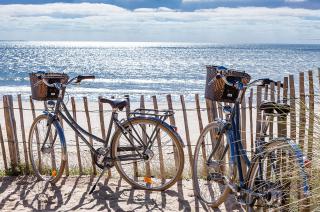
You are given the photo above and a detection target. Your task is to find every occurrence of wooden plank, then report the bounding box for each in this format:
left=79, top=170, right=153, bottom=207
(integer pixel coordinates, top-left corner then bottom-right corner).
left=307, top=70, right=314, bottom=160
left=151, top=95, right=165, bottom=182
left=125, top=95, right=138, bottom=180
left=98, top=96, right=112, bottom=179
left=166, top=94, right=184, bottom=204
left=255, top=86, right=263, bottom=140
left=17, top=94, right=29, bottom=173
left=29, top=96, right=42, bottom=173
left=289, top=75, right=296, bottom=141
left=248, top=88, right=254, bottom=157
left=240, top=92, right=247, bottom=175
left=195, top=94, right=207, bottom=175
left=276, top=81, right=282, bottom=136
left=180, top=95, right=194, bottom=172
left=298, top=72, right=306, bottom=150
left=269, top=83, right=275, bottom=139
left=0, top=124, right=8, bottom=171
left=139, top=95, right=152, bottom=181
left=83, top=96, right=97, bottom=175
left=3, top=95, right=19, bottom=173
left=71, top=97, right=83, bottom=174
left=279, top=77, right=289, bottom=137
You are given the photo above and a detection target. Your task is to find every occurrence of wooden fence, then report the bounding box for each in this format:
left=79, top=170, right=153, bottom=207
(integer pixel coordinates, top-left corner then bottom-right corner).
left=0, top=69, right=319, bottom=179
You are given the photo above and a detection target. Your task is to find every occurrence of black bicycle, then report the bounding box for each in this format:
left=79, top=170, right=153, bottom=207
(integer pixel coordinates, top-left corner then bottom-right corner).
left=193, top=66, right=310, bottom=211
left=28, top=72, right=184, bottom=193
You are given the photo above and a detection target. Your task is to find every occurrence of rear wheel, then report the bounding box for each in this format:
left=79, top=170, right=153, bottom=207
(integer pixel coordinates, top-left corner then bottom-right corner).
left=28, top=114, right=66, bottom=183
left=193, top=121, right=235, bottom=207
left=112, top=117, right=184, bottom=191
left=246, top=139, right=310, bottom=211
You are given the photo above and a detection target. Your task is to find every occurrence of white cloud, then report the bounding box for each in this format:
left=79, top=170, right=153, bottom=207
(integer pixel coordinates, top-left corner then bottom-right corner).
left=0, top=3, right=319, bottom=43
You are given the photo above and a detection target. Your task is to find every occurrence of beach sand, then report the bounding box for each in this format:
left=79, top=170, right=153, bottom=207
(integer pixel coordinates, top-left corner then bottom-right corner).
left=0, top=176, right=241, bottom=211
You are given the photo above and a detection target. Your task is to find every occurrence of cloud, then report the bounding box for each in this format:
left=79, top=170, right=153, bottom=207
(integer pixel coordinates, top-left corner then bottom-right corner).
left=0, top=3, right=319, bottom=43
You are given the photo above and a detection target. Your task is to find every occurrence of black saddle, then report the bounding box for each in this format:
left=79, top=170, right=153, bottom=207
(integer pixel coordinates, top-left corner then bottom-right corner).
left=259, top=101, right=290, bottom=115
left=99, top=98, right=128, bottom=110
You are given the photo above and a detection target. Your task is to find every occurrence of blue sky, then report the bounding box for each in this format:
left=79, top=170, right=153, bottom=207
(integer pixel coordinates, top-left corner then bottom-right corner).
left=0, top=0, right=319, bottom=43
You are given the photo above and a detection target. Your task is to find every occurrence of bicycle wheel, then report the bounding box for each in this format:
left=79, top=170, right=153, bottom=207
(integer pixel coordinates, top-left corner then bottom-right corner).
left=28, top=114, right=66, bottom=183
left=193, top=121, right=236, bottom=207
left=112, top=117, right=184, bottom=191
left=246, top=139, right=310, bottom=211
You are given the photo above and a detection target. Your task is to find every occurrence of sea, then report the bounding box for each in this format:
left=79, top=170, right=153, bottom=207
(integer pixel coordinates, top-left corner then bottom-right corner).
left=0, top=41, right=319, bottom=101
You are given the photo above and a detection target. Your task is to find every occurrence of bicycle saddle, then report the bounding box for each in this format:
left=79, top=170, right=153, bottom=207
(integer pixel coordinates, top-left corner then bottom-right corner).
left=259, top=101, right=290, bottom=115
left=99, top=98, right=128, bottom=110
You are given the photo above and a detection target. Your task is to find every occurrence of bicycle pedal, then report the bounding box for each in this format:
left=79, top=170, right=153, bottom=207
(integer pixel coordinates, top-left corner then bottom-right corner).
left=207, top=172, right=223, bottom=182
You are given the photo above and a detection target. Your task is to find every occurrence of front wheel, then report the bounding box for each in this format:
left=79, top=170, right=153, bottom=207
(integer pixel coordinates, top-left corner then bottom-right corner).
left=112, top=117, right=184, bottom=191
left=193, top=121, right=236, bottom=207
left=246, top=139, right=310, bottom=211
left=28, top=114, right=66, bottom=183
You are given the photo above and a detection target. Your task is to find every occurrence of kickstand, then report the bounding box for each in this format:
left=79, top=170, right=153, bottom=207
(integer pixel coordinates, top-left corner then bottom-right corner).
left=89, top=167, right=108, bottom=195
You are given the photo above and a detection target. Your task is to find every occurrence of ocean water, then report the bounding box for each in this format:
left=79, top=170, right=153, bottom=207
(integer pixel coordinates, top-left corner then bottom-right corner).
left=0, top=41, right=319, bottom=101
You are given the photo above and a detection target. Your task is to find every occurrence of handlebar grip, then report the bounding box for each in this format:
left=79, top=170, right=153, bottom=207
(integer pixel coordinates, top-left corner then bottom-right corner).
left=76, top=75, right=95, bottom=83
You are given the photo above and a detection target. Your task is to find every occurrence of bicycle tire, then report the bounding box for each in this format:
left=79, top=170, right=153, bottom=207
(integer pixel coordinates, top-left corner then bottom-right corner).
left=111, top=117, right=184, bottom=191
left=28, top=114, right=66, bottom=183
left=246, top=138, right=310, bottom=211
left=193, top=121, right=236, bottom=207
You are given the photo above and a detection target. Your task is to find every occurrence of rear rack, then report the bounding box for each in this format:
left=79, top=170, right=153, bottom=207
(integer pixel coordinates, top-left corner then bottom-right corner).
left=129, top=108, right=174, bottom=122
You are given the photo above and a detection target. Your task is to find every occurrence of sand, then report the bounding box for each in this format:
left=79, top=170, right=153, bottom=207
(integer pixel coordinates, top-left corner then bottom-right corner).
left=0, top=176, right=241, bottom=212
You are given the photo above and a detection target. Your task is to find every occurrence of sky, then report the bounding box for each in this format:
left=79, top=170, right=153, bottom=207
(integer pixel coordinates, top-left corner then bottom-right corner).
left=0, top=0, right=319, bottom=43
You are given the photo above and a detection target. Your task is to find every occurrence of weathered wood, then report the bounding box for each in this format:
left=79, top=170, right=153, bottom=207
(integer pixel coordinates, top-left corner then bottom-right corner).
left=83, top=97, right=97, bottom=175
left=180, top=95, right=194, bottom=172
left=248, top=88, right=254, bottom=157
left=0, top=124, right=8, bottom=171
left=298, top=72, right=306, bottom=150
left=276, top=81, right=282, bottom=136
left=307, top=70, right=314, bottom=160
left=240, top=92, right=247, bottom=175
left=289, top=75, right=296, bottom=141
left=281, top=77, right=289, bottom=137
left=71, top=97, right=83, bottom=174
left=269, top=83, right=275, bottom=139
left=195, top=94, right=207, bottom=174
left=166, top=94, right=184, bottom=203
left=29, top=96, right=42, bottom=172
left=125, top=95, right=138, bottom=180
left=151, top=95, right=165, bottom=182
left=140, top=95, right=152, bottom=181
left=3, top=95, right=19, bottom=173
left=255, top=86, right=263, bottom=140
left=17, top=94, right=29, bottom=173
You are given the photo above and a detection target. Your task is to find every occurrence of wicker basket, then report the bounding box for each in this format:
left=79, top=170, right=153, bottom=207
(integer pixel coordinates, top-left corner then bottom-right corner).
left=29, top=72, right=69, bottom=101
left=205, top=66, right=251, bottom=103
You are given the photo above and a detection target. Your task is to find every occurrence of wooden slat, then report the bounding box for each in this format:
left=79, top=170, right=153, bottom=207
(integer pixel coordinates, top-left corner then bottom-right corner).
left=83, top=96, right=97, bottom=175
left=71, top=97, right=83, bottom=174
left=282, top=77, right=289, bottom=137
left=125, top=95, right=138, bottom=180
left=29, top=96, right=42, bottom=172
left=240, top=92, right=247, bottom=175
left=0, top=124, right=8, bottom=171
left=180, top=95, right=194, bottom=171
left=307, top=70, right=314, bottom=160
left=195, top=94, right=207, bottom=174
left=298, top=72, right=306, bottom=150
left=255, top=86, right=263, bottom=140
left=139, top=95, right=152, bottom=181
left=151, top=95, right=165, bottom=182
left=166, top=94, right=184, bottom=204
left=4, top=95, right=19, bottom=173
left=17, top=94, right=29, bottom=173
left=248, top=88, right=254, bottom=157
left=269, top=83, right=275, bottom=139
left=289, top=75, right=296, bottom=141
left=276, top=81, right=282, bottom=136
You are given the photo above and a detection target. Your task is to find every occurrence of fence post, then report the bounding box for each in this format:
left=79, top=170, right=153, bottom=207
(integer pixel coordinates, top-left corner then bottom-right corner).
left=298, top=72, right=306, bottom=150
left=248, top=89, right=254, bottom=157
left=3, top=95, right=19, bottom=173
left=0, top=124, right=8, bottom=171
left=282, top=77, right=289, bottom=137
left=17, top=94, right=29, bottom=173
left=71, top=97, right=83, bottom=175
left=307, top=70, right=314, bottom=160
left=289, top=75, right=296, bottom=141
left=83, top=97, right=97, bottom=175
left=255, top=86, right=262, bottom=140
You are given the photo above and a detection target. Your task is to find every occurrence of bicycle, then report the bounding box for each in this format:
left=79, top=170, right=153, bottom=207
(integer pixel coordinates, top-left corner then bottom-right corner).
left=28, top=72, right=184, bottom=193
left=193, top=66, right=310, bottom=211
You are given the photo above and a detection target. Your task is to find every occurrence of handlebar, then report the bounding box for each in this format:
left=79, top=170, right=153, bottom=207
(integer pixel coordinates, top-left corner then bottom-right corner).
left=36, top=73, right=95, bottom=90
